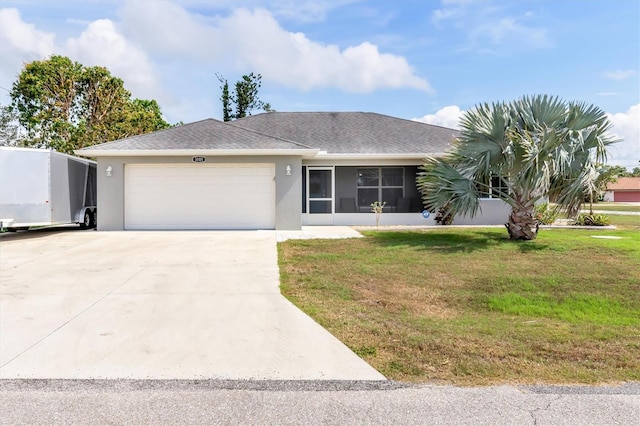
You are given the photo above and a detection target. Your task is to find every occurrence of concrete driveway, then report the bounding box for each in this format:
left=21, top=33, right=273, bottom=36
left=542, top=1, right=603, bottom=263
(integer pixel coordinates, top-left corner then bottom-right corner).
left=0, top=229, right=384, bottom=380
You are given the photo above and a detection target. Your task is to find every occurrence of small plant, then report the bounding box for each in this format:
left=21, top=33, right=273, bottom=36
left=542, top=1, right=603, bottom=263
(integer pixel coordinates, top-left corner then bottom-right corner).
left=370, top=201, right=386, bottom=228
left=535, top=202, right=558, bottom=225
left=574, top=213, right=611, bottom=226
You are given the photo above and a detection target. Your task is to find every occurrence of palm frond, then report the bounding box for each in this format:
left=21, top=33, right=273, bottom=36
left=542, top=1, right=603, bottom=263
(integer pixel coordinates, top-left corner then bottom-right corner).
left=418, top=94, right=620, bottom=228
left=417, top=157, right=482, bottom=218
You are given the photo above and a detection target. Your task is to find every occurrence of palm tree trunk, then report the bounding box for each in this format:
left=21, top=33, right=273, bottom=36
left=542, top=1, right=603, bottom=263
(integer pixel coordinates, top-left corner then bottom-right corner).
left=505, top=203, right=539, bottom=240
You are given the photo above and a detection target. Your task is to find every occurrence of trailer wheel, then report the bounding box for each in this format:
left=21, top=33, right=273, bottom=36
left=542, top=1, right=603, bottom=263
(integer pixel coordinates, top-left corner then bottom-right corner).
left=91, top=209, right=97, bottom=228
left=80, top=210, right=92, bottom=229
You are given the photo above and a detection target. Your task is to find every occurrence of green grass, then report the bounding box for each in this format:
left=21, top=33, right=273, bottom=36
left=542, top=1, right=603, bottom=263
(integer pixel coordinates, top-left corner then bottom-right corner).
left=487, top=293, right=638, bottom=326
left=278, top=226, right=640, bottom=385
left=606, top=214, right=640, bottom=230
left=583, top=203, right=640, bottom=213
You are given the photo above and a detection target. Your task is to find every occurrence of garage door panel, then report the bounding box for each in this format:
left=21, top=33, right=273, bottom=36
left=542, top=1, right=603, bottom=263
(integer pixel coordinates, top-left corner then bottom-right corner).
left=614, top=192, right=640, bottom=202
left=125, top=164, right=275, bottom=230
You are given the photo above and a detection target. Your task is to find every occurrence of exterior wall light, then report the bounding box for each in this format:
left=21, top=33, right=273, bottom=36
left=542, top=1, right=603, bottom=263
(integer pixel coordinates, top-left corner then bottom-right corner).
left=106, top=165, right=113, bottom=177
left=285, top=165, right=292, bottom=176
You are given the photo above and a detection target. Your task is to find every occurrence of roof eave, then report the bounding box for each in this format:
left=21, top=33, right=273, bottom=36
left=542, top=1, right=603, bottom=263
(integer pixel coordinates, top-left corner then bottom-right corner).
left=74, top=148, right=321, bottom=158
left=314, top=152, right=445, bottom=160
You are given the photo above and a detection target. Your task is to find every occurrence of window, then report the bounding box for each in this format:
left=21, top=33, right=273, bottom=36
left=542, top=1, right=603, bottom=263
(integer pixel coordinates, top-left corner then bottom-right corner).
left=479, top=175, right=509, bottom=199
left=356, top=167, right=404, bottom=209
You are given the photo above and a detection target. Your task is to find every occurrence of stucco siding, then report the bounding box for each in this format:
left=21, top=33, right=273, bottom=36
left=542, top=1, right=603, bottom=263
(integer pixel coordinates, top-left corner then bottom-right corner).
left=332, top=213, right=436, bottom=226
left=453, top=199, right=511, bottom=225
left=96, top=155, right=302, bottom=231
left=325, top=200, right=510, bottom=226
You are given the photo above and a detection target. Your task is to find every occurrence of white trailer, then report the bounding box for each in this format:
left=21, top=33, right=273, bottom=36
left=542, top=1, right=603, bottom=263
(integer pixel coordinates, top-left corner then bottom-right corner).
left=0, top=147, right=97, bottom=231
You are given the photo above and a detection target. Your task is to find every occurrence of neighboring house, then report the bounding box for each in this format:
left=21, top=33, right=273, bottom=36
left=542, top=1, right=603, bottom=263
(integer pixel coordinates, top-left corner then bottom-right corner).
left=603, top=177, right=640, bottom=202
left=75, top=112, right=509, bottom=231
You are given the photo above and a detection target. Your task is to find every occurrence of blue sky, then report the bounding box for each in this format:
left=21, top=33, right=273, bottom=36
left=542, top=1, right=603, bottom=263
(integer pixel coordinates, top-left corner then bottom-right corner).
left=1, top=0, right=638, bottom=167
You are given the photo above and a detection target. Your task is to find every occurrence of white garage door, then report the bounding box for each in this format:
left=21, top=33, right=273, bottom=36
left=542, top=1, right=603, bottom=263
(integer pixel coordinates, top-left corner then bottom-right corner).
left=125, top=164, right=275, bottom=230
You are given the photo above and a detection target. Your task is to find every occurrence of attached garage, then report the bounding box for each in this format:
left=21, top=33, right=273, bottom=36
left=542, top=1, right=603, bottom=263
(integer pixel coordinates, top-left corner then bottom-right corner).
left=605, top=177, right=640, bottom=203
left=124, top=164, right=275, bottom=230
left=614, top=191, right=640, bottom=202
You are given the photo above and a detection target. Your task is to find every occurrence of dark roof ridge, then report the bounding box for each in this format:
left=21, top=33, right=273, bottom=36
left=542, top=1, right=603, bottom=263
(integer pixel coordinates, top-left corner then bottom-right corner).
left=241, top=111, right=460, bottom=132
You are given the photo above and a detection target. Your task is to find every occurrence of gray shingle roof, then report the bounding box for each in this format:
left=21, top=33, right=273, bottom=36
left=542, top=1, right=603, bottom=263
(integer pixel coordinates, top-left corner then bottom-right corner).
left=77, top=118, right=315, bottom=151
left=76, top=112, right=459, bottom=155
left=234, top=112, right=458, bottom=154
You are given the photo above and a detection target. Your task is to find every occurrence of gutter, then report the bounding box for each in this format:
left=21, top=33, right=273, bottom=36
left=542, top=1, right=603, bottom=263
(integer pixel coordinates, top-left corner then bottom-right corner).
left=74, top=148, right=321, bottom=159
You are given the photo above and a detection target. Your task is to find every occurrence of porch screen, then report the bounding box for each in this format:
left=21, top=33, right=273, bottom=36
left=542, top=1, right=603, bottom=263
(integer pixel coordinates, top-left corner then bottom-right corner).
left=356, top=167, right=404, bottom=210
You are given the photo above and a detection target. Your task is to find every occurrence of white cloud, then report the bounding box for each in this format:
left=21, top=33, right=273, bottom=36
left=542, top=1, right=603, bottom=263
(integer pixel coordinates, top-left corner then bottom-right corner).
left=432, top=0, right=484, bottom=24
left=117, top=1, right=218, bottom=61
left=432, top=0, right=552, bottom=52
left=238, top=8, right=431, bottom=92
left=267, top=0, right=358, bottom=23
left=604, top=69, right=637, bottom=81
left=607, top=104, right=640, bottom=169
left=0, top=8, right=54, bottom=57
left=0, top=2, right=430, bottom=121
left=0, top=8, right=55, bottom=98
left=118, top=4, right=430, bottom=93
left=471, top=18, right=551, bottom=50
left=64, top=19, right=161, bottom=101
left=414, top=103, right=639, bottom=169
left=0, top=8, right=163, bottom=104
left=166, top=0, right=356, bottom=23
left=413, top=105, right=463, bottom=129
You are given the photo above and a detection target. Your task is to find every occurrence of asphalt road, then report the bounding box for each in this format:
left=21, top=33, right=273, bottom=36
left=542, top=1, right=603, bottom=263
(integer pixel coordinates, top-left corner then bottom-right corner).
left=1, top=380, right=638, bottom=425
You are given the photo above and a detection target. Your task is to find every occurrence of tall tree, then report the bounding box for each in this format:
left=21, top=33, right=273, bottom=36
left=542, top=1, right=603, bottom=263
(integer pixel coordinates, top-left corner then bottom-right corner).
left=0, top=103, right=21, bottom=146
left=11, top=55, right=83, bottom=153
left=77, top=65, right=131, bottom=148
left=216, top=73, right=233, bottom=122
left=121, top=99, right=176, bottom=137
left=10, top=55, right=172, bottom=154
left=217, top=72, right=271, bottom=122
left=417, top=95, right=617, bottom=240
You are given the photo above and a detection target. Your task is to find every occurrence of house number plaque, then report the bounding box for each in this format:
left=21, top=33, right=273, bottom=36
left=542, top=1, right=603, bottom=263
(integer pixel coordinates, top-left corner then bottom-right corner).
left=192, top=156, right=206, bottom=163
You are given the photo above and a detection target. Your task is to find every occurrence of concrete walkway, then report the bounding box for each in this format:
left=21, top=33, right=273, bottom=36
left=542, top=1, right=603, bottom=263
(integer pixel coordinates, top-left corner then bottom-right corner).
left=276, top=225, right=364, bottom=242
left=0, top=229, right=383, bottom=380
left=588, top=210, right=640, bottom=216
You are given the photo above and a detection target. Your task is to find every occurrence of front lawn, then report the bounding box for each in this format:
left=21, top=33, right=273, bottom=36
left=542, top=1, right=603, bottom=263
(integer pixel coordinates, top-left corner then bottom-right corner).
left=583, top=203, right=640, bottom=213
left=278, top=225, right=640, bottom=385
left=605, top=214, right=640, bottom=230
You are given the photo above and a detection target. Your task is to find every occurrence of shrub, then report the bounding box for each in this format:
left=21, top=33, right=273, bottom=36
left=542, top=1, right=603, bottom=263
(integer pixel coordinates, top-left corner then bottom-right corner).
left=535, top=203, right=558, bottom=225
left=574, top=213, right=610, bottom=226
left=370, top=201, right=386, bottom=228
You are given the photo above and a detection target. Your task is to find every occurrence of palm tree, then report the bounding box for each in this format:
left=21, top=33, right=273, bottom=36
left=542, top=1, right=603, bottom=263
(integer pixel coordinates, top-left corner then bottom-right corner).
left=417, top=95, right=617, bottom=240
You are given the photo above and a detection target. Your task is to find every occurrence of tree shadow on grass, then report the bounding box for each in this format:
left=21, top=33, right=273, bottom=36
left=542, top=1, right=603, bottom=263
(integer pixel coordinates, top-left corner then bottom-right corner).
left=363, top=230, right=551, bottom=254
